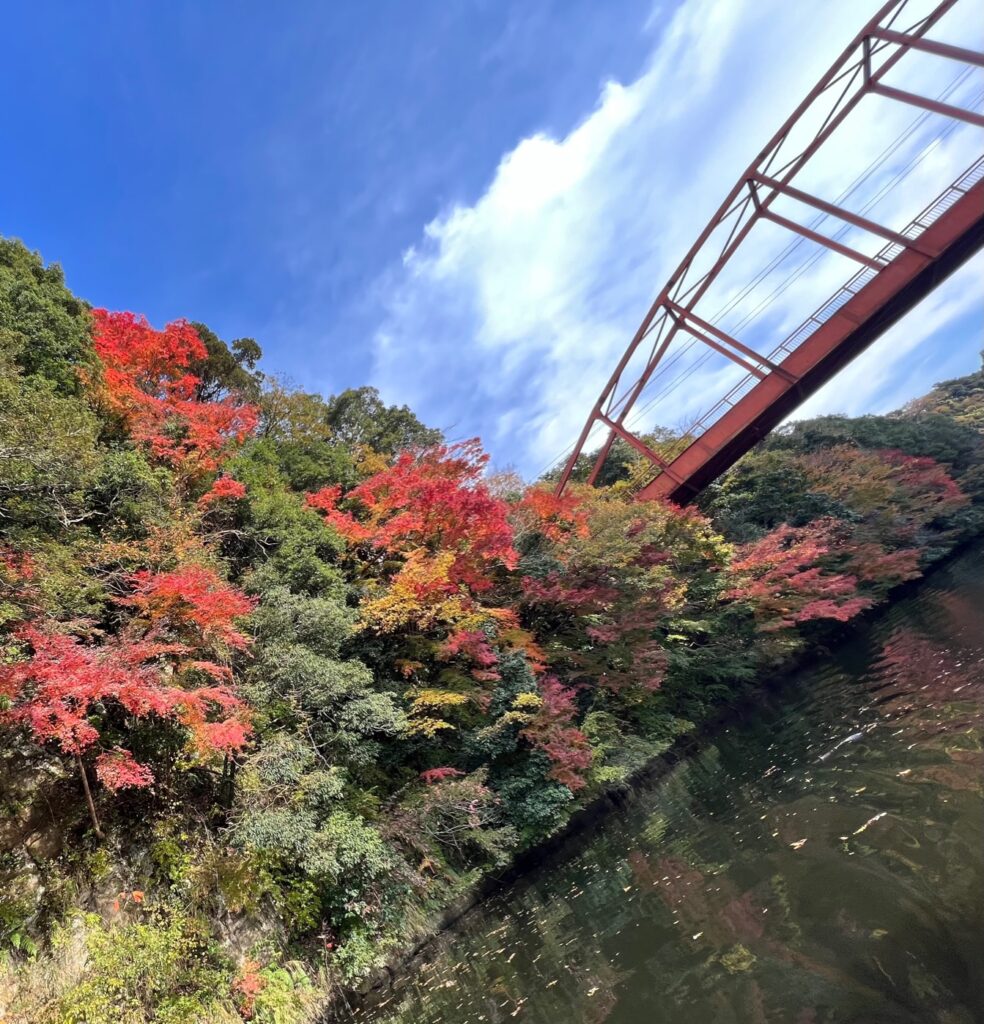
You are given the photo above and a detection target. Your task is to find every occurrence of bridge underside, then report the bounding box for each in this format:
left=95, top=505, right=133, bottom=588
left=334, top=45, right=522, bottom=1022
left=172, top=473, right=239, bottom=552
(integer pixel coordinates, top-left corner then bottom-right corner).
left=640, top=176, right=984, bottom=504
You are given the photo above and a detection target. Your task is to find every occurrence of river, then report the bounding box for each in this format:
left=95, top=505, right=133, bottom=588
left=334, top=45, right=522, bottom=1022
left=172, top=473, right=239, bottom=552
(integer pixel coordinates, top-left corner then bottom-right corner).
left=339, top=544, right=984, bottom=1024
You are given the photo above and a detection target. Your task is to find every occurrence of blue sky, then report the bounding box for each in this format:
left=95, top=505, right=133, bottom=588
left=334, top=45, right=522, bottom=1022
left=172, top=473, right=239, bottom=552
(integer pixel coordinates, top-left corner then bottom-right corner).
left=3, top=0, right=982, bottom=476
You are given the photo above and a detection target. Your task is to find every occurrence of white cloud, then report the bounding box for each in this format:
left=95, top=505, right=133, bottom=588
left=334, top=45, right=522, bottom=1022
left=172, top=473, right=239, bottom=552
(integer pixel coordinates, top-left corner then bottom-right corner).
left=368, top=0, right=984, bottom=476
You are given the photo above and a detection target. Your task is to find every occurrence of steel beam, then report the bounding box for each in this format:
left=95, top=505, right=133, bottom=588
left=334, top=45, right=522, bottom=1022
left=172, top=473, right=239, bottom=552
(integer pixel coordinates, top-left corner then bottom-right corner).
left=667, top=313, right=766, bottom=379
left=867, top=82, right=984, bottom=128
left=586, top=314, right=685, bottom=486
left=754, top=201, right=886, bottom=269
left=585, top=429, right=617, bottom=487
left=750, top=172, right=935, bottom=255
left=596, top=413, right=684, bottom=483
left=665, top=300, right=797, bottom=381
left=867, top=27, right=984, bottom=66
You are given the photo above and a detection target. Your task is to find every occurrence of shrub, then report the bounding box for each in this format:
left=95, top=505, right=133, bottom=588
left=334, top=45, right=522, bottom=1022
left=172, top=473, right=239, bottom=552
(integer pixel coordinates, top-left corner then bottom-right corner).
left=49, top=909, right=233, bottom=1024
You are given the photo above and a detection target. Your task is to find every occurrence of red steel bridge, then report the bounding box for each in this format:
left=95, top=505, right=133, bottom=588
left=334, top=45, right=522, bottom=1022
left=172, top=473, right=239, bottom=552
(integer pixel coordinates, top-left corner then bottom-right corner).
left=555, top=0, right=984, bottom=504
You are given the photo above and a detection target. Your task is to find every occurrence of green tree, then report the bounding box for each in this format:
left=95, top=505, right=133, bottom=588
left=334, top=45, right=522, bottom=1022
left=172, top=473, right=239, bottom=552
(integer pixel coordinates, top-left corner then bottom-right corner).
left=769, top=411, right=982, bottom=477
left=256, top=381, right=356, bottom=491
left=0, top=237, right=96, bottom=396
left=698, top=448, right=851, bottom=540
left=906, top=351, right=984, bottom=435
left=245, top=586, right=406, bottom=765
left=0, top=367, right=101, bottom=531
left=323, top=385, right=442, bottom=455
left=189, top=321, right=263, bottom=402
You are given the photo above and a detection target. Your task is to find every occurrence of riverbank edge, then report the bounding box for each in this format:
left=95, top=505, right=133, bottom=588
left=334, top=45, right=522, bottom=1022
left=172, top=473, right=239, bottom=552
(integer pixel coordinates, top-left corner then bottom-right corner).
left=319, top=534, right=983, bottom=1021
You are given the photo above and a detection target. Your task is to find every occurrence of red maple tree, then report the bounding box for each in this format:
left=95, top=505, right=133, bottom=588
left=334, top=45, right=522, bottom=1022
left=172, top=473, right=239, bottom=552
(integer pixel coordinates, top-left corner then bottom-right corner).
left=198, top=475, right=248, bottom=507
left=307, top=439, right=518, bottom=595
left=521, top=676, right=592, bottom=791
left=723, top=521, right=872, bottom=631
left=122, top=564, right=256, bottom=654
left=91, top=310, right=258, bottom=477
left=511, top=487, right=589, bottom=542
left=0, top=565, right=255, bottom=835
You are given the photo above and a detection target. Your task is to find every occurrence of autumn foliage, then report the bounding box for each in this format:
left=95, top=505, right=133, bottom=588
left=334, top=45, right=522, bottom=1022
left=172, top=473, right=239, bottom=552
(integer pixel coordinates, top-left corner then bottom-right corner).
left=796, top=445, right=968, bottom=533
left=0, top=564, right=255, bottom=801
left=4, top=303, right=976, bottom=818
left=123, top=565, right=256, bottom=655
left=723, top=521, right=873, bottom=631
left=198, top=475, right=248, bottom=507
left=521, top=676, right=592, bottom=790
left=307, top=439, right=517, bottom=595
left=92, top=309, right=258, bottom=477
left=2, top=252, right=980, bottom=1008
left=521, top=489, right=725, bottom=693
left=0, top=624, right=246, bottom=791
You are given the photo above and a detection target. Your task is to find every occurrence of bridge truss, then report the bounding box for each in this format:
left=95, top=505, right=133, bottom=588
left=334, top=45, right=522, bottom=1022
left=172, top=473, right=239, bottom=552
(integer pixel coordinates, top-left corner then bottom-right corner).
left=555, top=0, right=984, bottom=503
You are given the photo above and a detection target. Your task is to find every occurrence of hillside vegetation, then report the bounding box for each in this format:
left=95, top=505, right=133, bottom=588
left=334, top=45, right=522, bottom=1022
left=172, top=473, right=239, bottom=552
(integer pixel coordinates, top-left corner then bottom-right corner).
left=1, top=236, right=982, bottom=1022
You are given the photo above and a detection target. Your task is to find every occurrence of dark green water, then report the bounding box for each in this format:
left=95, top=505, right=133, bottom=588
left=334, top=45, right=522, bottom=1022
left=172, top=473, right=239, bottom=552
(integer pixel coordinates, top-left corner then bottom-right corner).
left=343, top=545, right=984, bottom=1024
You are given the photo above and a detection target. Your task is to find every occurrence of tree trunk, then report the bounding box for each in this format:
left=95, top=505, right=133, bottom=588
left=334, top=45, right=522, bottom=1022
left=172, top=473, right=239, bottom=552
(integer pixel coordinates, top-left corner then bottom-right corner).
left=220, top=755, right=238, bottom=809
left=220, top=753, right=231, bottom=807
left=77, top=754, right=104, bottom=838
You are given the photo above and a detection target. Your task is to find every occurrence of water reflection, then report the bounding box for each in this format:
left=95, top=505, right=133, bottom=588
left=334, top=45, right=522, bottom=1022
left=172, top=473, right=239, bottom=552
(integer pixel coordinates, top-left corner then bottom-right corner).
left=342, top=547, right=984, bottom=1024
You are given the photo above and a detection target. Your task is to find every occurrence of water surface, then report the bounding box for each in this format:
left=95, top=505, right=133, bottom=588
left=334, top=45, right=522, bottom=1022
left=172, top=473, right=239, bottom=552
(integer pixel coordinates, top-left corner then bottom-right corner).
left=342, top=546, right=984, bottom=1024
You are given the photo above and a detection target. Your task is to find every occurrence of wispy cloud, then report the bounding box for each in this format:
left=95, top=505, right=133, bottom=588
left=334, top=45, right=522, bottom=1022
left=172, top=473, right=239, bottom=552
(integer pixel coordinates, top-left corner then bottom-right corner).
left=368, top=0, right=984, bottom=476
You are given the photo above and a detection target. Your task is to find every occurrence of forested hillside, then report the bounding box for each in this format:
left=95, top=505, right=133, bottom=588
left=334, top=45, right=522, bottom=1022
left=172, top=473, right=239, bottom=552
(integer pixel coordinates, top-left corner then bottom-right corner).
left=2, top=236, right=982, bottom=1023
